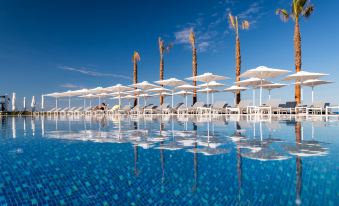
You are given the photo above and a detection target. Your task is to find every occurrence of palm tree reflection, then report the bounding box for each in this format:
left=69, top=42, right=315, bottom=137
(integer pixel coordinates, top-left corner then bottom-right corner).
left=295, top=122, right=302, bottom=205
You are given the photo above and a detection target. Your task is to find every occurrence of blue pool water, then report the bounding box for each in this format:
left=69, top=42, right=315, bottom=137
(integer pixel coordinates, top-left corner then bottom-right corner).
left=0, top=115, right=338, bottom=205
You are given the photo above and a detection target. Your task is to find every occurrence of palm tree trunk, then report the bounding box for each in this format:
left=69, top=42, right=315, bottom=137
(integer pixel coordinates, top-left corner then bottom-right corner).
left=133, top=61, right=138, bottom=107
left=235, top=35, right=241, bottom=104
left=294, top=18, right=302, bottom=104
left=192, top=48, right=197, bottom=104
left=160, top=55, right=164, bottom=105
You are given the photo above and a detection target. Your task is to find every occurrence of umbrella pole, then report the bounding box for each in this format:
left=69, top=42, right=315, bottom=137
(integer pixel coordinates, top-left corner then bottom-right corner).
left=69, top=97, right=71, bottom=109
left=185, top=95, right=188, bottom=107
left=301, top=86, right=303, bottom=104
left=99, top=97, right=101, bottom=105
left=268, top=90, right=271, bottom=101
left=119, top=96, right=121, bottom=108
left=171, top=90, right=174, bottom=108
left=312, top=87, right=314, bottom=104
left=212, top=93, right=214, bottom=104
left=83, top=99, right=85, bottom=109
left=56, top=98, right=58, bottom=109
left=259, top=86, right=262, bottom=106
left=252, top=88, right=255, bottom=106
left=207, top=88, right=209, bottom=105
left=90, top=100, right=92, bottom=108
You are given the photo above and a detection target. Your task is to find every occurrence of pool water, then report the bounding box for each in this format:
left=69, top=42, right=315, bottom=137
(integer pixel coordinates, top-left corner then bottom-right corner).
left=0, top=115, right=338, bottom=205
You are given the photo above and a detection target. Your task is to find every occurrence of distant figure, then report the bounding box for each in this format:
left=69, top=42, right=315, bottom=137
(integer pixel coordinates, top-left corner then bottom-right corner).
left=92, top=103, right=107, bottom=111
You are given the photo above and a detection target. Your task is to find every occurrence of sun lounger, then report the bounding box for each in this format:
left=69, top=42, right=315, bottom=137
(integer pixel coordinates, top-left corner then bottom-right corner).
left=189, top=102, right=206, bottom=114
left=162, top=102, right=184, bottom=114
left=211, top=101, right=228, bottom=114
left=118, top=105, right=132, bottom=114
left=46, top=108, right=56, bottom=115
left=277, top=101, right=297, bottom=114
left=306, top=102, right=330, bottom=115
left=227, top=100, right=252, bottom=114
left=259, top=99, right=281, bottom=114
left=144, top=104, right=160, bottom=114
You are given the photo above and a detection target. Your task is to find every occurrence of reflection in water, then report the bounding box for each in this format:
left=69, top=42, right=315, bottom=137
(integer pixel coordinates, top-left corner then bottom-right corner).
left=0, top=115, right=336, bottom=205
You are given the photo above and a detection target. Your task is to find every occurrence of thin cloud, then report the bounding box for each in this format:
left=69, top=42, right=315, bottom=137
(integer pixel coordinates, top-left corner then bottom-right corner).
left=172, top=0, right=265, bottom=53
left=59, top=83, right=85, bottom=89
left=59, top=66, right=132, bottom=80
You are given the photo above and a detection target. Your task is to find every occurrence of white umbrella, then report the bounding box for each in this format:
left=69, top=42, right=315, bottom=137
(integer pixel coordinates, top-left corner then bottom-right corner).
left=300, top=79, right=333, bottom=104
left=240, top=66, right=290, bottom=105
left=41, top=95, right=44, bottom=110
left=45, top=92, right=64, bottom=109
left=224, top=85, right=248, bottom=105
left=88, top=87, right=108, bottom=94
left=106, top=84, right=133, bottom=107
left=147, top=87, right=172, bottom=104
left=155, top=78, right=187, bottom=107
left=131, top=81, right=160, bottom=90
left=175, top=84, right=200, bottom=106
left=174, top=91, right=193, bottom=106
left=283, top=71, right=328, bottom=103
left=23, top=97, right=26, bottom=111
left=139, top=93, right=154, bottom=106
left=12, top=92, right=16, bottom=111
left=258, top=83, right=287, bottom=101
left=186, top=73, right=229, bottom=104
left=121, top=94, right=135, bottom=106
left=31, top=96, right=36, bottom=112
left=197, top=88, right=220, bottom=104
left=236, top=77, right=272, bottom=106
left=198, top=81, right=224, bottom=88
left=127, top=89, right=144, bottom=107
left=79, top=94, right=97, bottom=107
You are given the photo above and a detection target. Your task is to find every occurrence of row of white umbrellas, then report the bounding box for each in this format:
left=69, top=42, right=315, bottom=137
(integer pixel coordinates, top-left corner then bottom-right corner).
left=43, top=66, right=333, bottom=109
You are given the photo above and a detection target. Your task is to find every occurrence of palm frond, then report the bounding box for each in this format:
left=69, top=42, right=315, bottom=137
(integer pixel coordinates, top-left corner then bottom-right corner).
left=228, top=13, right=236, bottom=29
left=302, top=4, right=314, bottom=18
left=241, top=20, right=250, bottom=30
left=189, top=31, right=195, bottom=48
left=276, top=9, right=290, bottom=22
left=165, top=43, right=173, bottom=53
left=133, top=51, right=140, bottom=62
left=158, top=37, right=164, bottom=54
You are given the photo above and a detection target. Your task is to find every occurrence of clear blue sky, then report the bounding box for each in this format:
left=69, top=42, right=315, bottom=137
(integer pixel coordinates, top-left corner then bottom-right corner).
left=0, top=0, right=338, bottom=108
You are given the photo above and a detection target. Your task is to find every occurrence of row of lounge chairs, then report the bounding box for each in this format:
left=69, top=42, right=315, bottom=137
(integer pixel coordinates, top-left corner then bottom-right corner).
left=40, top=100, right=334, bottom=116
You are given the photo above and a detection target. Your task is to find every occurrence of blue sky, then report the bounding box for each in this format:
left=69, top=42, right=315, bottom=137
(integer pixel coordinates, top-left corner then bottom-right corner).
left=0, top=0, right=338, bottom=108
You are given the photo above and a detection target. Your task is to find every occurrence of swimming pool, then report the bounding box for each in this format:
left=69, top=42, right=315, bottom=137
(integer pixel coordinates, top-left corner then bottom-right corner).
left=0, top=115, right=338, bottom=205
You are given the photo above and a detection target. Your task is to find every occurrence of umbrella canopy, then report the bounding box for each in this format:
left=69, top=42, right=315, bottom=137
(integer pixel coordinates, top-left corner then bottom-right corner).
left=186, top=73, right=229, bottom=104
left=155, top=78, right=187, bottom=87
left=147, top=87, right=171, bottom=93
left=174, top=91, right=193, bottom=106
left=240, top=66, right=290, bottom=79
left=198, top=81, right=224, bottom=88
left=186, top=72, right=229, bottom=83
left=258, top=83, right=287, bottom=100
left=300, top=79, right=333, bottom=104
left=240, top=66, right=289, bottom=105
left=236, top=78, right=272, bottom=106
left=283, top=71, right=328, bottom=82
left=11, top=93, right=16, bottom=111
left=236, top=77, right=272, bottom=86
left=106, top=84, right=133, bottom=92
left=155, top=78, right=187, bottom=107
left=175, top=84, right=200, bottom=91
left=224, top=85, right=248, bottom=105
left=87, top=87, right=108, bottom=94
left=131, top=81, right=160, bottom=90
left=197, top=88, right=220, bottom=104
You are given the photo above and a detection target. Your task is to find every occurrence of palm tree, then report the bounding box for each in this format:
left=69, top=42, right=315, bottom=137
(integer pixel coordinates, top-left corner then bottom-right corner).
left=228, top=13, right=250, bottom=104
left=189, top=31, right=198, bottom=104
left=158, top=37, right=172, bottom=105
left=276, top=0, right=314, bottom=104
left=133, top=51, right=140, bottom=106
